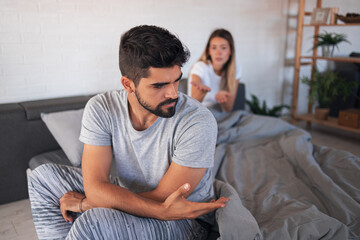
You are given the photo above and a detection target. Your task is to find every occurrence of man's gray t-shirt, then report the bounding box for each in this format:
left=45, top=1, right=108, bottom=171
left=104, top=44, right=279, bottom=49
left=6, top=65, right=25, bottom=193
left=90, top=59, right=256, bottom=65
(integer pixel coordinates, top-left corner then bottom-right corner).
left=79, top=90, right=217, bottom=222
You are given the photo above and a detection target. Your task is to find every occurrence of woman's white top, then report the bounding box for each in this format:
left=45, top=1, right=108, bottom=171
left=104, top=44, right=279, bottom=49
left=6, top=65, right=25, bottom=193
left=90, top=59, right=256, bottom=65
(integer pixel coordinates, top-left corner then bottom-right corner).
left=187, top=61, right=242, bottom=107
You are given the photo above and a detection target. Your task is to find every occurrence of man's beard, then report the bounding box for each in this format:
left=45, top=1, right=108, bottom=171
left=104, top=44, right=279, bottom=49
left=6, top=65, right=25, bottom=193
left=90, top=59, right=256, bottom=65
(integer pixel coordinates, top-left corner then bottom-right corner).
left=134, top=90, right=178, bottom=118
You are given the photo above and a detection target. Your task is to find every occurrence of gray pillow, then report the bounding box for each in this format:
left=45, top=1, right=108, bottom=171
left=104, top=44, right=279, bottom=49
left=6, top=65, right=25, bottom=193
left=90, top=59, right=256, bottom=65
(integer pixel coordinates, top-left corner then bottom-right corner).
left=41, top=108, right=84, bottom=167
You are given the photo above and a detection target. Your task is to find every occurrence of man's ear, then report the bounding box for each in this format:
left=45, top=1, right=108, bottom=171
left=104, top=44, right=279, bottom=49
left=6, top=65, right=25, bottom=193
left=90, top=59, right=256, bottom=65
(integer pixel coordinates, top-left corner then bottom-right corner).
left=121, top=76, right=135, bottom=93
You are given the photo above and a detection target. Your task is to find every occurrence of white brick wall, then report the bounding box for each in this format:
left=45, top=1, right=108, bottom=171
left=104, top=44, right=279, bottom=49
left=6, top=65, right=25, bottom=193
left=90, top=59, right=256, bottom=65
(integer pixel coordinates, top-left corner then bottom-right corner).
left=0, top=0, right=359, bottom=113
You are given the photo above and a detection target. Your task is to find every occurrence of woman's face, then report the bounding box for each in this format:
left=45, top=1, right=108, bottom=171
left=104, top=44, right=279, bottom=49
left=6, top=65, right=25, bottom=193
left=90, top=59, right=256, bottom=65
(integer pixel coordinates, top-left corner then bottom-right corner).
left=208, top=36, right=231, bottom=69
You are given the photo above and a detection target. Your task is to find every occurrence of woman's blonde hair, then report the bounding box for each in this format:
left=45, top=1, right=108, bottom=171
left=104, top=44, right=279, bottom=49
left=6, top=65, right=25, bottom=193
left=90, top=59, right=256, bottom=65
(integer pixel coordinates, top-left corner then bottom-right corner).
left=199, top=29, right=236, bottom=93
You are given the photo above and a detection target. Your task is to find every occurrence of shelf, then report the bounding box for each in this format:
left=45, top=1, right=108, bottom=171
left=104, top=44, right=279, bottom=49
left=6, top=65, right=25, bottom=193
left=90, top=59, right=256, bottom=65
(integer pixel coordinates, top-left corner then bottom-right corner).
left=292, top=0, right=360, bottom=135
left=301, top=56, right=360, bottom=63
left=295, top=114, right=360, bottom=134
left=304, top=23, right=360, bottom=27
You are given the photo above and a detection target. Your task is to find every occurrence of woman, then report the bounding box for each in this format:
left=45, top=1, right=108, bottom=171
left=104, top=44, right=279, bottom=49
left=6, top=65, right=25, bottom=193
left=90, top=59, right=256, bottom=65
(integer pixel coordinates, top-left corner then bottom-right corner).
left=187, top=29, right=242, bottom=112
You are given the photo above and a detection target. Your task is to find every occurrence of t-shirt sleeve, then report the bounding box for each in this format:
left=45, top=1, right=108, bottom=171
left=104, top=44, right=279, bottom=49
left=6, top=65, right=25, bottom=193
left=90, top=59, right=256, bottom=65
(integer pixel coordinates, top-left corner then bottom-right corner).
left=190, top=61, right=206, bottom=79
left=79, top=95, right=112, bottom=146
left=172, top=108, right=217, bottom=168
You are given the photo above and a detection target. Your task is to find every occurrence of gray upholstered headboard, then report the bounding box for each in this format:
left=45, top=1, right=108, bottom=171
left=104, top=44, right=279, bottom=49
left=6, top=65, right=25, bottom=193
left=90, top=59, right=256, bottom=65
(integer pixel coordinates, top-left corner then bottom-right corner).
left=0, top=95, right=93, bottom=204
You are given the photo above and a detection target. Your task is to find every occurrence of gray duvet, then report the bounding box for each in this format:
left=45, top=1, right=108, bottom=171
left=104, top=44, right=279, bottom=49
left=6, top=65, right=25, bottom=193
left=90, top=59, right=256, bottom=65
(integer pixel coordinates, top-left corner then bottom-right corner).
left=211, top=110, right=360, bottom=240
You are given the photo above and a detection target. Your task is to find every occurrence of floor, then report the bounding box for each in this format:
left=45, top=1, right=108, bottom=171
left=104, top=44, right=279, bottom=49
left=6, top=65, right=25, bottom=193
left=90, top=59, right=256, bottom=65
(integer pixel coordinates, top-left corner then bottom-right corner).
left=1, top=122, right=360, bottom=240
left=0, top=198, right=37, bottom=240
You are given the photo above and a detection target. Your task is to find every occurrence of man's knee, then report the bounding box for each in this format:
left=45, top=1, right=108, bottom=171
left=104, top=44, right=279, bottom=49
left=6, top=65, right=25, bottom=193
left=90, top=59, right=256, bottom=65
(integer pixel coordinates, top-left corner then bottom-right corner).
left=28, top=163, right=57, bottom=187
left=74, top=208, right=119, bottom=225
left=28, top=163, right=78, bottom=198
left=68, top=208, right=120, bottom=239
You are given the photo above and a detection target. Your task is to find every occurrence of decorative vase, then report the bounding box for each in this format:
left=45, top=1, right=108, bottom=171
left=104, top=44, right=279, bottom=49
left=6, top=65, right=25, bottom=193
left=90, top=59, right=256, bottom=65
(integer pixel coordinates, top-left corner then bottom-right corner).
left=321, top=45, right=335, bottom=58
left=315, top=107, right=330, bottom=120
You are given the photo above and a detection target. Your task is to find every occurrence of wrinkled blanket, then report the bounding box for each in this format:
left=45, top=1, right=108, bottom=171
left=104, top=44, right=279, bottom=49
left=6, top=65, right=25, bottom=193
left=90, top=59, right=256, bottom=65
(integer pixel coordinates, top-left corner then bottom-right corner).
left=211, top=110, right=360, bottom=240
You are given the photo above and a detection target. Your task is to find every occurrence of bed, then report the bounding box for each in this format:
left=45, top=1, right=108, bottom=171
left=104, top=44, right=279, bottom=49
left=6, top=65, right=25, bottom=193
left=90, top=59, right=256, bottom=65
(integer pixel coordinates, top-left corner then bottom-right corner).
left=209, top=108, right=360, bottom=239
left=1, top=81, right=359, bottom=239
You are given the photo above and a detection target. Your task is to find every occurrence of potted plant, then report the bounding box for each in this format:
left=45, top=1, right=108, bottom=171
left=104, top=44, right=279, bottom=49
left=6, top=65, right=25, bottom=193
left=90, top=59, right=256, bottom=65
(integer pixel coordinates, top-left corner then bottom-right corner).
left=301, top=70, right=358, bottom=120
left=313, top=31, right=350, bottom=57
left=246, top=94, right=290, bottom=117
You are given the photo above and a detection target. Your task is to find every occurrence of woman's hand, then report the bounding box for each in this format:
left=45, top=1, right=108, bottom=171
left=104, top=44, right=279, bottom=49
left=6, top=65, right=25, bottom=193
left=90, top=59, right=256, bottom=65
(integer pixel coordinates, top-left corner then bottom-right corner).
left=215, top=91, right=231, bottom=103
left=191, top=81, right=211, bottom=93
left=60, top=191, right=90, bottom=223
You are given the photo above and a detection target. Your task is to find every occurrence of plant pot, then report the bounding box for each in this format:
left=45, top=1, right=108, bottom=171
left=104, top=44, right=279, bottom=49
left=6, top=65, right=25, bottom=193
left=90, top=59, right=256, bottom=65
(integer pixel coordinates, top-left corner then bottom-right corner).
left=315, top=107, right=330, bottom=120
left=321, top=45, right=335, bottom=58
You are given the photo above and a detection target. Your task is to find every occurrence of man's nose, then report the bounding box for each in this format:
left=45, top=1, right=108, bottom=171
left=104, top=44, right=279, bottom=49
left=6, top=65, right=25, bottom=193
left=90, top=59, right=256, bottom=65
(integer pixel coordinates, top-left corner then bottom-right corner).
left=165, top=83, right=178, bottom=99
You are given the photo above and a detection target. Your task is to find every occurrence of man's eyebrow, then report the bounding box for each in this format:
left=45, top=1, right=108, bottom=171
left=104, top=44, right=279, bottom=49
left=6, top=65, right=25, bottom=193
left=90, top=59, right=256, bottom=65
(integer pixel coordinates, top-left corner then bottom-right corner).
left=151, top=72, right=183, bottom=87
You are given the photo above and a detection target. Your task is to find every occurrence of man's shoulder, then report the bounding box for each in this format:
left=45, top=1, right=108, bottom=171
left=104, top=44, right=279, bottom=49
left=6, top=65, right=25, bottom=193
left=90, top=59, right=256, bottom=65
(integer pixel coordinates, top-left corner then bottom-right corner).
left=176, top=93, right=216, bottom=124
left=178, top=93, right=208, bottom=112
left=173, top=94, right=218, bottom=150
left=87, top=90, right=126, bottom=108
left=84, top=90, right=127, bottom=120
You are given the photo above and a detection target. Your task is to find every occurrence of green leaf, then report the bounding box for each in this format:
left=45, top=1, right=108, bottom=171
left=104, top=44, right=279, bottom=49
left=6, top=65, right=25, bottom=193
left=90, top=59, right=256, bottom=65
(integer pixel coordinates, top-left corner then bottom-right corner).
left=246, top=94, right=290, bottom=117
left=312, top=31, right=350, bottom=49
left=301, top=68, right=358, bottom=108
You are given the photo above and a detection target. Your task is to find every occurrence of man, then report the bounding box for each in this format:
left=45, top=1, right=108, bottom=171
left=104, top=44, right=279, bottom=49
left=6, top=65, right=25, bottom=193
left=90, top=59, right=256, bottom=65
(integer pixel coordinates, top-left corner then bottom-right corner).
left=28, top=25, right=229, bottom=239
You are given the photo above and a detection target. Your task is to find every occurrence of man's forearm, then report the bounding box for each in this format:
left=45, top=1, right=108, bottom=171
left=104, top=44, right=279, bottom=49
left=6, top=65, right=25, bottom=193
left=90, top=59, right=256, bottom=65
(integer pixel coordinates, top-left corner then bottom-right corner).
left=84, top=181, right=163, bottom=219
left=138, top=191, right=164, bottom=202
left=82, top=181, right=228, bottom=221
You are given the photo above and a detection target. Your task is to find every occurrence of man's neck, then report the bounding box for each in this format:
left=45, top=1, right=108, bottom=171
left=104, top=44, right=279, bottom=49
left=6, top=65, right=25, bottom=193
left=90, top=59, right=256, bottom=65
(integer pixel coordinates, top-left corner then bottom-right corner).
left=127, top=93, right=158, bottom=131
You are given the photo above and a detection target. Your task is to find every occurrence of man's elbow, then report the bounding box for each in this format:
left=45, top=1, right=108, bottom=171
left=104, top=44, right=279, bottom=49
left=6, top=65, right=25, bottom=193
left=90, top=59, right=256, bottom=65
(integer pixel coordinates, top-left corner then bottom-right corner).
left=83, top=181, right=107, bottom=207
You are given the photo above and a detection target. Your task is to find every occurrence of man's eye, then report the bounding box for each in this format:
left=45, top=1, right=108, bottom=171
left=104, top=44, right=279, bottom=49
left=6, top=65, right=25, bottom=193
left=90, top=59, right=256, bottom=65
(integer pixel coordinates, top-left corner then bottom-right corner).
left=154, top=85, right=163, bottom=89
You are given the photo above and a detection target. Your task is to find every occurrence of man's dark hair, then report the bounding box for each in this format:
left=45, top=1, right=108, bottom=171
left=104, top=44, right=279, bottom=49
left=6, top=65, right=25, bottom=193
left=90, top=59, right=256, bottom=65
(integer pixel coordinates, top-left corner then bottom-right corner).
left=119, top=25, right=190, bottom=86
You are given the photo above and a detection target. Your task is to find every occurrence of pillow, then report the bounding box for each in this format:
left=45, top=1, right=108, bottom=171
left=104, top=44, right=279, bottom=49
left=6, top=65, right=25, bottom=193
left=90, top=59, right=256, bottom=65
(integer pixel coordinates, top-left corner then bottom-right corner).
left=41, top=108, right=84, bottom=167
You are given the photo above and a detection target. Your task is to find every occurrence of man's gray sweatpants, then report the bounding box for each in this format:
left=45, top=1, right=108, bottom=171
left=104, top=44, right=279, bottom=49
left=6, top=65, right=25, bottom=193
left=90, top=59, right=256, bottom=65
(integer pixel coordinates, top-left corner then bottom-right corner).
left=28, top=163, right=208, bottom=240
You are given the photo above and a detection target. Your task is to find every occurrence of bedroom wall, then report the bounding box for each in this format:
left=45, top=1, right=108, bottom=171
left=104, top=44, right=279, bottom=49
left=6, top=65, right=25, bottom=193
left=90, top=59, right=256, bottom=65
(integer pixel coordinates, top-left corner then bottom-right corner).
left=0, top=0, right=359, bottom=115
left=0, top=0, right=288, bottom=105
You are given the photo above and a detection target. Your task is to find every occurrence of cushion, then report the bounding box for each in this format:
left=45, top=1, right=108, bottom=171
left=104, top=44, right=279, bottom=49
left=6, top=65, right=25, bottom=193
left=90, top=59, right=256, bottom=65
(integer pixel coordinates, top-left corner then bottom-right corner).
left=41, top=109, right=84, bottom=166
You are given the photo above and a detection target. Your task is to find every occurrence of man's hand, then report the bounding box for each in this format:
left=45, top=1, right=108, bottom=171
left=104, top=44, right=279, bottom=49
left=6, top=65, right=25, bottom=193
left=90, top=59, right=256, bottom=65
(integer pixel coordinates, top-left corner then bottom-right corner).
left=191, top=81, right=211, bottom=93
left=159, top=183, right=230, bottom=220
left=60, top=191, right=89, bottom=223
left=59, top=184, right=229, bottom=222
left=215, top=91, right=231, bottom=103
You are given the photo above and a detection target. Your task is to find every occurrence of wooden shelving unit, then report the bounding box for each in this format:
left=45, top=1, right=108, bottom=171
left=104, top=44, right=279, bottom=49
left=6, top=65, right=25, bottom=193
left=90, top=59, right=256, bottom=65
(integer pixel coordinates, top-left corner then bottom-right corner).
left=303, top=23, right=360, bottom=27
left=301, top=56, right=360, bottom=63
left=297, top=114, right=360, bottom=134
left=291, top=0, right=360, bottom=133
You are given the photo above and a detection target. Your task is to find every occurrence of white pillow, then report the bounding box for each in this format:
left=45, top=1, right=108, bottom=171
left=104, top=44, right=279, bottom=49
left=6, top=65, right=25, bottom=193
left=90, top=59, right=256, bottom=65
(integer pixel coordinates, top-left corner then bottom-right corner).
left=41, top=109, right=84, bottom=167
